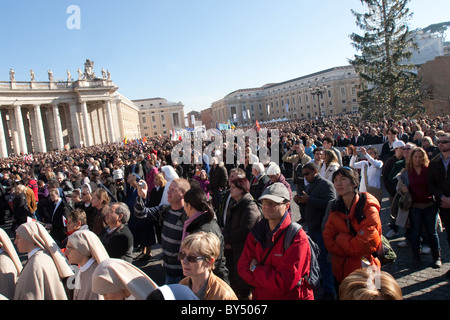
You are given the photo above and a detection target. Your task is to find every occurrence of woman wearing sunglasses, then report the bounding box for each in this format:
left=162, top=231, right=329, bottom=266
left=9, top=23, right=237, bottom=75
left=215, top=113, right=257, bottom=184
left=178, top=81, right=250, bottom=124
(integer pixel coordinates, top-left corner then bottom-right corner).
left=178, top=232, right=237, bottom=300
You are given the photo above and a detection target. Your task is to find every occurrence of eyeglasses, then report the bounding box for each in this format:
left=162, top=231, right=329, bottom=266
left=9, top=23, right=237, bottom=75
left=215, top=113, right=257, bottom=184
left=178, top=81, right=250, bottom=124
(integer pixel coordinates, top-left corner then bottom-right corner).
left=438, top=140, right=450, bottom=144
left=403, top=147, right=411, bottom=150
left=261, top=200, right=286, bottom=208
left=177, top=252, right=206, bottom=263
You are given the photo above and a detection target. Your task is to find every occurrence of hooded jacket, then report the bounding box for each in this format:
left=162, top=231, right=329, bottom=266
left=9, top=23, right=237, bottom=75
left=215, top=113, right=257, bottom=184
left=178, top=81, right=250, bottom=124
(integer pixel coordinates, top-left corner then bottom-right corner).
left=237, top=212, right=313, bottom=300
left=323, top=192, right=382, bottom=283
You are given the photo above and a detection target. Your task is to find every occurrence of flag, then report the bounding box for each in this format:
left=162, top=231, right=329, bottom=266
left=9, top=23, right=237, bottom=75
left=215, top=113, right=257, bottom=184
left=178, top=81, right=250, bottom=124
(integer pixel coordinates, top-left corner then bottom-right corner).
left=142, top=136, right=147, bottom=143
left=124, top=135, right=128, bottom=144
left=255, top=120, right=260, bottom=132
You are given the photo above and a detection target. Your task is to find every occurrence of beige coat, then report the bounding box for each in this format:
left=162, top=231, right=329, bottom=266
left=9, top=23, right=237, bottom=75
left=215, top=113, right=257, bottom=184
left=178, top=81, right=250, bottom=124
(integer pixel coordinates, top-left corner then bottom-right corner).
left=0, top=228, right=22, bottom=300
left=0, top=252, right=19, bottom=300
left=14, top=249, right=68, bottom=300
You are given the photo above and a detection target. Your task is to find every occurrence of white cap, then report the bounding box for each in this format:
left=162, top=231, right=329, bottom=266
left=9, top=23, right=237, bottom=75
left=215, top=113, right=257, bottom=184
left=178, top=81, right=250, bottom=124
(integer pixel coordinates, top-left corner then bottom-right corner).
left=392, top=140, right=405, bottom=149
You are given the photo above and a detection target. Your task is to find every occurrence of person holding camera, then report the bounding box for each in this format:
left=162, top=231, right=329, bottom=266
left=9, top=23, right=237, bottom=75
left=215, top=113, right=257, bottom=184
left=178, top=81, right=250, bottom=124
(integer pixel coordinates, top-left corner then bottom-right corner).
left=349, top=146, right=383, bottom=204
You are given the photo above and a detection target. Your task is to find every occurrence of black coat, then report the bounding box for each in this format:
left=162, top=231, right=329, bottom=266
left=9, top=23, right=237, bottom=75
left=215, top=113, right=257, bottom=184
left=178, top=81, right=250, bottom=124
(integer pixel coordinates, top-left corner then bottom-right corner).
left=12, top=193, right=31, bottom=228
left=100, top=224, right=134, bottom=263
left=50, top=200, right=72, bottom=246
left=250, top=174, right=270, bottom=202
left=303, top=175, right=336, bottom=233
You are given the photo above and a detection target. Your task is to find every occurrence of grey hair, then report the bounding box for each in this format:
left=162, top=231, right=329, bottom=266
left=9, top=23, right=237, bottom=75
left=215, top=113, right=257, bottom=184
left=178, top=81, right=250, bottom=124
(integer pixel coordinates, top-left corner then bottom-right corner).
left=112, top=202, right=130, bottom=224
left=252, top=162, right=265, bottom=175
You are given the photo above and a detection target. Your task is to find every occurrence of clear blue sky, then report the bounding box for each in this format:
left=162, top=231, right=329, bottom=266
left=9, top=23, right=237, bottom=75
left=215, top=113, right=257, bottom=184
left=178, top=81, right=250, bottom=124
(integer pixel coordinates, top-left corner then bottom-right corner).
left=1, top=0, right=449, bottom=114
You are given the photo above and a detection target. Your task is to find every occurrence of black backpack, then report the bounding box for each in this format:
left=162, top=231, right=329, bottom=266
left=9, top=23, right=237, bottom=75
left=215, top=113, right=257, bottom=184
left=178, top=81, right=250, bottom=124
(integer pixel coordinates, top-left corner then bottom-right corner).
left=283, top=223, right=321, bottom=289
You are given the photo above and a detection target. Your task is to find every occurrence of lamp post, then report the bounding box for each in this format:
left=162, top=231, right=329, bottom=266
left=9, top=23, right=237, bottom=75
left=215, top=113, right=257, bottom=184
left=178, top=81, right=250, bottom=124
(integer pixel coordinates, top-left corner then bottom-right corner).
left=309, top=79, right=327, bottom=123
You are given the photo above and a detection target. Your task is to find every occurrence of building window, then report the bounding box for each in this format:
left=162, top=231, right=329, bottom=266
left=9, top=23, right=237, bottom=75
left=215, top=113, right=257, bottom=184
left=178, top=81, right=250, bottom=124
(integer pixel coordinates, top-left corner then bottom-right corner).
left=142, top=117, right=146, bottom=123
left=172, top=113, right=180, bottom=126
left=341, top=88, right=346, bottom=96
left=328, top=90, right=332, bottom=98
left=161, top=114, right=165, bottom=121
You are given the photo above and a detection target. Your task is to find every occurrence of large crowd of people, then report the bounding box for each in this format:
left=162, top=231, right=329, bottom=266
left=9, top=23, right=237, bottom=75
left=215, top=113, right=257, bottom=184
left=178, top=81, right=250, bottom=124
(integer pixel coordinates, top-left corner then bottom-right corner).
left=0, top=112, right=449, bottom=300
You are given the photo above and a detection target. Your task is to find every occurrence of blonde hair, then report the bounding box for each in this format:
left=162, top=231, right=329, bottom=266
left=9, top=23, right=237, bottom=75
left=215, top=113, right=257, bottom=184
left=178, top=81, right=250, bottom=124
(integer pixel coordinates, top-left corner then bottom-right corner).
left=181, top=232, right=220, bottom=270
left=93, top=188, right=110, bottom=206
left=339, top=268, right=402, bottom=300
left=154, top=173, right=167, bottom=187
left=405, top=147, right=429, bottom=172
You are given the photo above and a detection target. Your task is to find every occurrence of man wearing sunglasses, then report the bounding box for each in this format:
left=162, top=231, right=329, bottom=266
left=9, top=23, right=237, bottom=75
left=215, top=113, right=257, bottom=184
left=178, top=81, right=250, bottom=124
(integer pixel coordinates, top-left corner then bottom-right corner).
left=428, top=133, right=450, bottom=278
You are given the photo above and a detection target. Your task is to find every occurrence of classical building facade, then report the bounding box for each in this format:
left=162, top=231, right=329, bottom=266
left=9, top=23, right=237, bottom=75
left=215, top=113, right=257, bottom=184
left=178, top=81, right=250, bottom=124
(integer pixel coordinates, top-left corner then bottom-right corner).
left=133, top=97, right=185, bottom=138
left=210, top=66, right=361, bottom=126
left=0, top=60, right=140, bottom=157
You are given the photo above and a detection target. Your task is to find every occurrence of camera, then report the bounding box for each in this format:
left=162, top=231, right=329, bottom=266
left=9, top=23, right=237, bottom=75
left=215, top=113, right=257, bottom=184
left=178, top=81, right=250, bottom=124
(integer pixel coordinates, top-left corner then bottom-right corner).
left=138, top=181, right=146, bottom=188
left=356, top=148, right=361, bottom=152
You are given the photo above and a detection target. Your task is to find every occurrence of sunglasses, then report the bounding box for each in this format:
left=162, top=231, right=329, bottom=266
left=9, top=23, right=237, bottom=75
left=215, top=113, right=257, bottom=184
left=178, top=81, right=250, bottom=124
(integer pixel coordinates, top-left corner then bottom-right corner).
left=177, top=252, right=206, bottom=263
left=438, top=140, right=450, bottom=144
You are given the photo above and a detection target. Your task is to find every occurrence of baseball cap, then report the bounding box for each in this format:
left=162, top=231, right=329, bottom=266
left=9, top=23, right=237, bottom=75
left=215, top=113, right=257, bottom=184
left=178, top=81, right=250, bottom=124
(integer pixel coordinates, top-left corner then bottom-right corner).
left=259, top=182, right=290, bottom=203
left=392, top=140, right=405, bottom=149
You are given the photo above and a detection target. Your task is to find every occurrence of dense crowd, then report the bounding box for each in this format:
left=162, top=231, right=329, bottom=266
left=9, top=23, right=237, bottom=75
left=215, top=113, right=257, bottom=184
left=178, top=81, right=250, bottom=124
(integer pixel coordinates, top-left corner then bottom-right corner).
left=0, top=112, right=449, bottom=300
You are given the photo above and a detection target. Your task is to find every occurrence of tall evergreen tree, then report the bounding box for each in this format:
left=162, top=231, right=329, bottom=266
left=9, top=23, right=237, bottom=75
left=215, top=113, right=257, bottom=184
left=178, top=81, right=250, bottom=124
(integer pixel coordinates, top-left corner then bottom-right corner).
left=349, top=0, right=425, bottom=121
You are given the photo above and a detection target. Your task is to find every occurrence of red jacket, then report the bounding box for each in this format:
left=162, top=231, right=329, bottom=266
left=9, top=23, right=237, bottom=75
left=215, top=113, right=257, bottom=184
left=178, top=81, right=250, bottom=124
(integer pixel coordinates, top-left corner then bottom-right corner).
left=323, top=192, right=382, bottom=283
left=237, top=212, right=314, bottom=300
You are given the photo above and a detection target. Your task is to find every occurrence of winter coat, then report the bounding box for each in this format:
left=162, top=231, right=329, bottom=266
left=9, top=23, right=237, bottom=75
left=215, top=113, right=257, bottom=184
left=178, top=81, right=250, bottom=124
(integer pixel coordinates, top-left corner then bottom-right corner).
left=223, top=193, right=262, bottom=292
left=237, top=212, right=314, bottom=300
left=323, top=192, right=382, bottom=283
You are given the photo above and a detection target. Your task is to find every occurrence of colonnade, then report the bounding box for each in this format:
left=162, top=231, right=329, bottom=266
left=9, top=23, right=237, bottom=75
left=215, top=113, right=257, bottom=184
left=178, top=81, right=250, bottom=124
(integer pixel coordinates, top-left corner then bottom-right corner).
left=0, top=99, right=116, bottom=157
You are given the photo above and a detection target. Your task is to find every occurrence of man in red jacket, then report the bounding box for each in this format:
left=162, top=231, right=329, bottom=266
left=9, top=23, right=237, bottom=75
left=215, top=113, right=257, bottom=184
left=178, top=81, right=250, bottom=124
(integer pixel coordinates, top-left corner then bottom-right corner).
left=237, top=183, right=314, bottom=300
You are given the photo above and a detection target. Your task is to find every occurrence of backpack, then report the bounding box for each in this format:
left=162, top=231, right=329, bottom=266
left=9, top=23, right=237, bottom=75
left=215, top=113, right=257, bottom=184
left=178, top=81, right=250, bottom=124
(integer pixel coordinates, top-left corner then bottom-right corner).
left=284, top=222, right=321, bottom=289
left=345, top=192, right=397, bottom=265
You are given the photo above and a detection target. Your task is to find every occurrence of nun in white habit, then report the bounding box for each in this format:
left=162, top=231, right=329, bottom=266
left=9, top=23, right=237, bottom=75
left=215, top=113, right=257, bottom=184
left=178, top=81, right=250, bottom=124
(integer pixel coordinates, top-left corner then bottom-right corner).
left=159, top=165, right=179, bottom=206
left=13, top=221, right=74, bottom=300
left=0, top=228, right=22, bottom=300
left=66, top=229, right=109, bottom=300
left=92, top=258, right=158, bottom=300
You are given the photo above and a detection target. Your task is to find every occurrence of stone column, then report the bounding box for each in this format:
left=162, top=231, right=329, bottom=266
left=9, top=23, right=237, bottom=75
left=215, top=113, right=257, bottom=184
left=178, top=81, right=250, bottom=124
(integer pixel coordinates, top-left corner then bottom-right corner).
left=69, top=102, right=81, bottom=148
left=81, top=101, right=93, bottom=147
left=105, top=99, right=115, bottom=143
left=14, top=105, right=28, bottom=154
left=52, top=104, right=64, bottom=150
left=0, top=109, right=8, bottom=158
left=33, top=105, right=47, bottom=153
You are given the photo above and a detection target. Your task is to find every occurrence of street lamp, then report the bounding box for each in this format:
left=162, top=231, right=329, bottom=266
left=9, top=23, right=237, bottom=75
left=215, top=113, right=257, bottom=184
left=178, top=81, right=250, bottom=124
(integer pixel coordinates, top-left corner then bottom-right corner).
left=309, top=79, right=327, bottom=123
